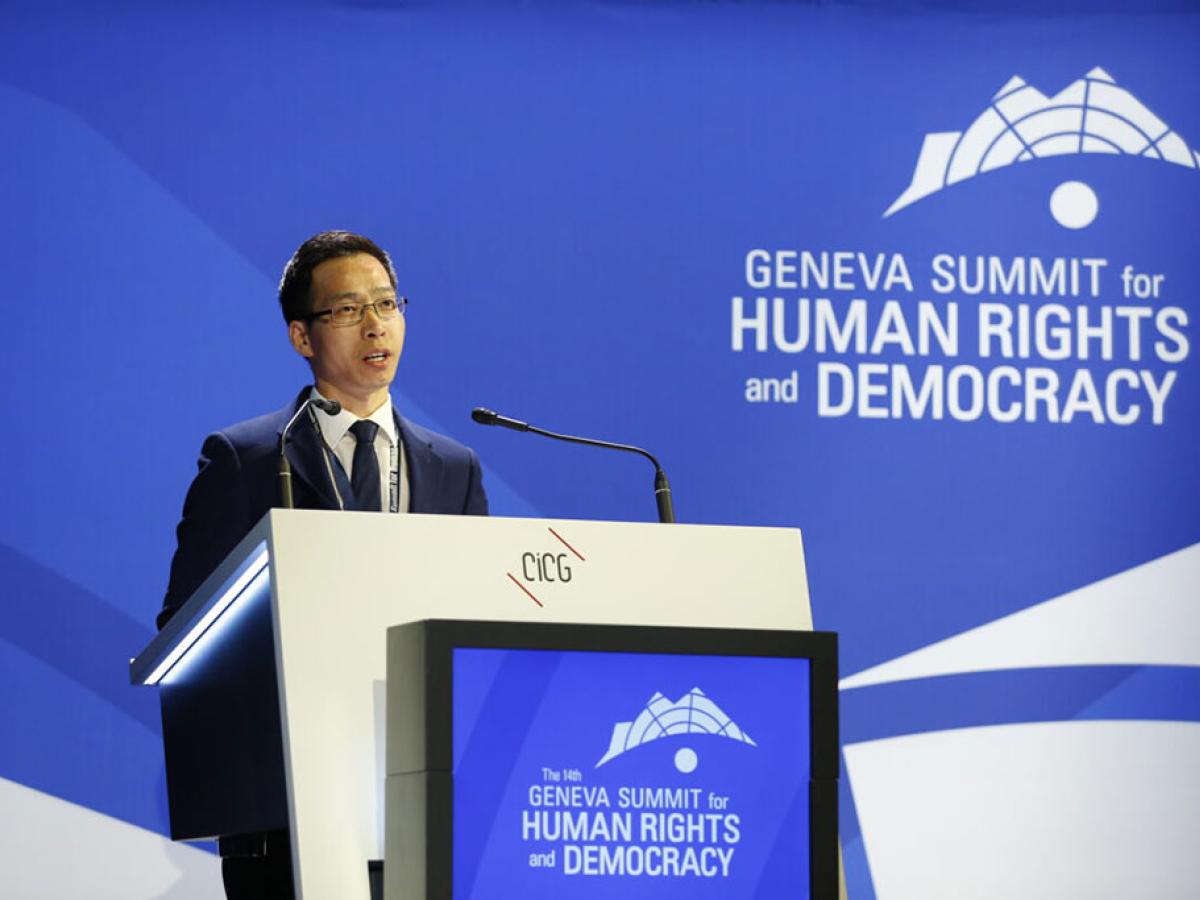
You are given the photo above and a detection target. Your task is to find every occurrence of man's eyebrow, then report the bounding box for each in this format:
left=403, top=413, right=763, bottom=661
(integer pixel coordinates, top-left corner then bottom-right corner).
left=323, top=288, right=387, bottom=302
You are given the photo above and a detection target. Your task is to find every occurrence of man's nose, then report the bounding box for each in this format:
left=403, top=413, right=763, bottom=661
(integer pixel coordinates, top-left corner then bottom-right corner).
left=362, top=304, right=387, bottom=334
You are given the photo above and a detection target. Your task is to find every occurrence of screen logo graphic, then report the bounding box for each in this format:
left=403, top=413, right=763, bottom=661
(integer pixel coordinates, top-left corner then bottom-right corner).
left=596, top=687, right=757, bottom=774
left=454, top=650, right=812, bottom=892
left=884, top=67, right=1200, bottom=228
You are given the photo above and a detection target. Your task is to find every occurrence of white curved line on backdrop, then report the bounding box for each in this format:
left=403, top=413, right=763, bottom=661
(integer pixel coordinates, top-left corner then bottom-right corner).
left=0, top=776, right=221, bottom=899
left=844, top=720, right=1200, bottom=899
left=841, top=542, right=1200, bottom=690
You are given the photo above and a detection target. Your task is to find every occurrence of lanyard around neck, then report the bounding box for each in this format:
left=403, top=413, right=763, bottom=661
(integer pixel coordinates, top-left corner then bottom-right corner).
left=306, top=407, right=401, bottom=513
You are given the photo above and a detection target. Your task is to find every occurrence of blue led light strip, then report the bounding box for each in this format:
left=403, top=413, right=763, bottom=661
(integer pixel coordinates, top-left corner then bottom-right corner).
left=131, top=544, right=271, bottom=686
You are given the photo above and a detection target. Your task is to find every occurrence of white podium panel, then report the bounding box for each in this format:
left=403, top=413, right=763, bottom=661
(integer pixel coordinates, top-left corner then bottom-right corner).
left=136, top=510, right=814, bottom=900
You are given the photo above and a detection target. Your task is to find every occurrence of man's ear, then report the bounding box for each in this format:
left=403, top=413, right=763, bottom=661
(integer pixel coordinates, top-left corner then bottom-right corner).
left=289, top=319, right=315, bottom=358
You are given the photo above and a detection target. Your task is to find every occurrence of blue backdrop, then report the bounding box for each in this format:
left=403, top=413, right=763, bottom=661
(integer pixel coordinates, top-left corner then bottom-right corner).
left=1, top=2, right=1197, bottom=896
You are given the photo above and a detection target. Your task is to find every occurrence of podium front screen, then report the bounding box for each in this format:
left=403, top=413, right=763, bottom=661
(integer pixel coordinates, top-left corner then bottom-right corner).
left=451, top=645, right=818, bottom=899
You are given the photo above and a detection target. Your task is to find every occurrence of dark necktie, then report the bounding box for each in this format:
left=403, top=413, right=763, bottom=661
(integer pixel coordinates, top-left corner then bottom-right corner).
left=349, top=420, right=382, bottom=512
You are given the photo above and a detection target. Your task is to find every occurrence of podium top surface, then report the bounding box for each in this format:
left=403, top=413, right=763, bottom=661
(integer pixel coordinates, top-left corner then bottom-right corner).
left=132, top=509, right=811, bottom=686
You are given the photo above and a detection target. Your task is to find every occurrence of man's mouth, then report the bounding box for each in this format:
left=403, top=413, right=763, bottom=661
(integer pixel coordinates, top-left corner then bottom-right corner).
left=363, top=350, right=390, bottom=363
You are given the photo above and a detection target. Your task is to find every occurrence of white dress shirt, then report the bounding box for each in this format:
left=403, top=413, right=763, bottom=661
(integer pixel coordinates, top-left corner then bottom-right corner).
left=309, top=388, right=410, bottom=512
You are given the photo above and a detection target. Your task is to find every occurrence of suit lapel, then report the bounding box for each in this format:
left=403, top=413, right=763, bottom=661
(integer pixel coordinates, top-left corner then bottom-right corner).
left=397, top=412, right=442, bottom=513
left=278, top=388, right=342, bottom=510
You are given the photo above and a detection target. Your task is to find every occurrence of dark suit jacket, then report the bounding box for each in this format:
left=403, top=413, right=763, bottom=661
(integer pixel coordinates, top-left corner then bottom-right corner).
left=159, top=387, right=487, bottom=629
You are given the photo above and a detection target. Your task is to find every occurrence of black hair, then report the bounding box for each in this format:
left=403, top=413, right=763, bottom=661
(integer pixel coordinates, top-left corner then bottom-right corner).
left=278, top=230, right=398, bottom=322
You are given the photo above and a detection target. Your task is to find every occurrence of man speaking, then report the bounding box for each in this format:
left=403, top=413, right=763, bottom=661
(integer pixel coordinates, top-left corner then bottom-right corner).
left=158, top=230, right=488, bottom=897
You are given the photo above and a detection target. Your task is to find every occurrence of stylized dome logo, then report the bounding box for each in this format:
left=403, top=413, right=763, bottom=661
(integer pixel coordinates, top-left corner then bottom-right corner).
left=595, top=687, right=757, bottom=774
left=885, top=67, right=1200, bottom=228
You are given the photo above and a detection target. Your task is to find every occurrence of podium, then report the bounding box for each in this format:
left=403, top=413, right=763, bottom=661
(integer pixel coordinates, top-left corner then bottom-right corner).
left=131, top=509, right=821, bottom=899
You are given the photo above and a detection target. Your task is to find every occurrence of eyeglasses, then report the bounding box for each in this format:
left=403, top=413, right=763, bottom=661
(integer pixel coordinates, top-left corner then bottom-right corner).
left=304, top=296, right=408, bottom=327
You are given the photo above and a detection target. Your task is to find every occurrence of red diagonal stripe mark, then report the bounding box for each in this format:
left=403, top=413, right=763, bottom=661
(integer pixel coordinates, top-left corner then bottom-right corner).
left=548, top=527, right=586, bottom=562
left=506, top=572, right=544, bottom=607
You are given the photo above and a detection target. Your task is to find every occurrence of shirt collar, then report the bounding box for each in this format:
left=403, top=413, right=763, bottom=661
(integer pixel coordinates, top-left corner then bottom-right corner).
left=308, top=387, right=398, bottom=448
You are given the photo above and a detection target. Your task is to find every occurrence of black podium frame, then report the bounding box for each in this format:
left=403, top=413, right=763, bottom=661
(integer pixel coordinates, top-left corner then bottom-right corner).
left=386, top=619, right=839, bottom=900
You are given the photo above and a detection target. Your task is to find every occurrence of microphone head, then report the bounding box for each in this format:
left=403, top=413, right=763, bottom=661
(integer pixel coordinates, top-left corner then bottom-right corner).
left=471, top=407, right=498, bottom=426
left=313, top=398, right=342, bottom=415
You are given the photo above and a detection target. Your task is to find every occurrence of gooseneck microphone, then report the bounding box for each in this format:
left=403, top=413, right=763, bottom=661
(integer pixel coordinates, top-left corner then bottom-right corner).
left=471, top=407, right=676, bottom=523
left=278, top=395, right=342, bottom=508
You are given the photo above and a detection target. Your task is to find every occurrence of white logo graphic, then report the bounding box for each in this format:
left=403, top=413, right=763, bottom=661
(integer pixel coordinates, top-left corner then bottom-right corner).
left=885, top=67, right=1200, bottom=227
left=596, top=687, right=756, bottom=773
